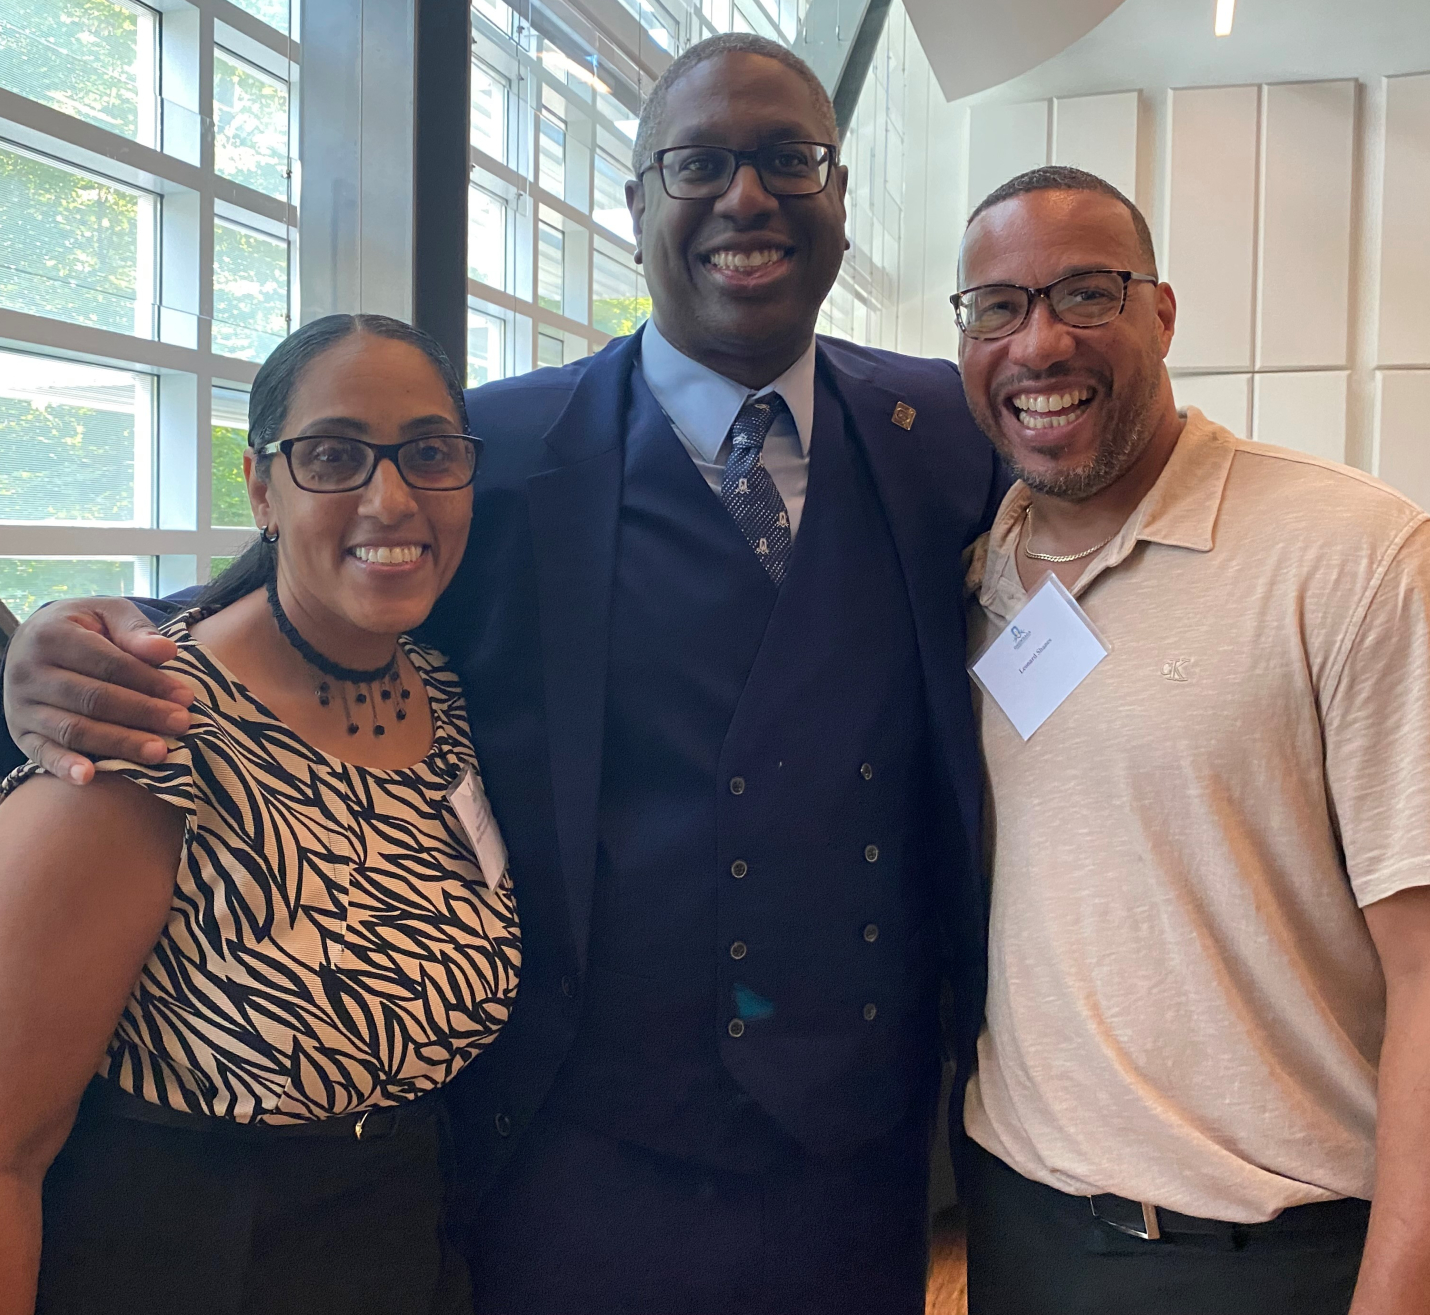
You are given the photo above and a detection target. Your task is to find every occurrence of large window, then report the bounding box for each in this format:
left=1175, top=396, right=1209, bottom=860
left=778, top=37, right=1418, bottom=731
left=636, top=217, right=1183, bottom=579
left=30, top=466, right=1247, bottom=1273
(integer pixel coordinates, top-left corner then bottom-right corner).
left=0, top=0, right=298, bottom=618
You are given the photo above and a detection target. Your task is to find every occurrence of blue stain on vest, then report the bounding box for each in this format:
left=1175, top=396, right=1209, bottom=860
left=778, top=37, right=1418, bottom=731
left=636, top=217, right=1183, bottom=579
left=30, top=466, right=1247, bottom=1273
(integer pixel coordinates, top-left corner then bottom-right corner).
left=544, top=363, right=938, bottom=1169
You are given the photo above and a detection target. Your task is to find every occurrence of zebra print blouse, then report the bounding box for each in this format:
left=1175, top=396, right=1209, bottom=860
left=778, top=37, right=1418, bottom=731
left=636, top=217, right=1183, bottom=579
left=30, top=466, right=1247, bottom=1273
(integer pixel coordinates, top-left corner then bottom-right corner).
left=1, top=611, right=520, bottom=1124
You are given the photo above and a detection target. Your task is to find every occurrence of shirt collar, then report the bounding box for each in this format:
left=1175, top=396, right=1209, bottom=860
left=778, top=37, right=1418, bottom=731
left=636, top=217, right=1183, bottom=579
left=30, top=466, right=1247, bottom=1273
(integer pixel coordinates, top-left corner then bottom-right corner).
left=971, top=408, right=1238, bottom=614
left=639, top=315, right=816, bottom=462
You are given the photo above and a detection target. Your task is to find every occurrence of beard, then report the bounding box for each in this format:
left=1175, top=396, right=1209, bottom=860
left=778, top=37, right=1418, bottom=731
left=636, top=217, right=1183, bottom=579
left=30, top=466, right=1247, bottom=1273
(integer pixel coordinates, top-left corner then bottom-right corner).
left=972, top=359, right=1165, bottom=503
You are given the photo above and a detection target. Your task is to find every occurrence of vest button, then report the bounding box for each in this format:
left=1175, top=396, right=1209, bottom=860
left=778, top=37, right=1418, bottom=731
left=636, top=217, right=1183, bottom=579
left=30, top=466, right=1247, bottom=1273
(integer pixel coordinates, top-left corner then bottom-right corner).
left=730, top=940, right=748, bottom=960
left=495, top=1112, right=512, bottom=1137
left=728, top=1018, right=746, bottom=1038
left=861, top=763, right=874, bottom=780
left=865, top=844, right=880, bottom=863
left=730, top=859, right=749, bottom=879
left=561, top=975, right=576, bottom=998
left=730, top=776, right=746, bottom=795
left=863, top=1003, right=878, bottom=1022
left=863, top=923, right=879, bottom=943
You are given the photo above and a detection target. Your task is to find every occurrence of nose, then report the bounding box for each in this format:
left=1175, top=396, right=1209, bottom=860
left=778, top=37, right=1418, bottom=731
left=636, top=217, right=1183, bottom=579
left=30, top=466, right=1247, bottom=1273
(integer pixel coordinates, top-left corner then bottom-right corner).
left=359, top=456, right=420, bottom=522
left=1005, top=295, right=1080, bottom=371
left=714, top=161, right=780, bottom=222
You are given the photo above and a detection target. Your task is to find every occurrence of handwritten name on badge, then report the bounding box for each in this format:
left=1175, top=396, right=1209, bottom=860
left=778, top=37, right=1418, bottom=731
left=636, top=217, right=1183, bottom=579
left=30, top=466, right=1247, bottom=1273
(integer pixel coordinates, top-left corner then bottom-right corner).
left=447, top=765, right=510, bottom=892
left=970, top=574, right=1109, bottom=741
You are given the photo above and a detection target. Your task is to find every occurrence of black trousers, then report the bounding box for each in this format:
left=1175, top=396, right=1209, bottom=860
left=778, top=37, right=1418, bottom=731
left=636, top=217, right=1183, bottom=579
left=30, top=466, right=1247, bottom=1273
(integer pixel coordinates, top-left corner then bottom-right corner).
left=466, top=1110, right=933, bottom=1315
left=36, top=1081, right=473, bottom=1315
left=963, top=1142, right=1370, bottom=1315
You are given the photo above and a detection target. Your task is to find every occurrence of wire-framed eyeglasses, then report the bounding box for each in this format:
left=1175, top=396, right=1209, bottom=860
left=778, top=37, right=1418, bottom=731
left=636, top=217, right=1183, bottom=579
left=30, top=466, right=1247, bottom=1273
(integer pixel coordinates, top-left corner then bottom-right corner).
left=256, top=434, right=483, bottom=493
left=642, top=141, right=838, bottom=200
left=951, top=270, right=1159, bottom=341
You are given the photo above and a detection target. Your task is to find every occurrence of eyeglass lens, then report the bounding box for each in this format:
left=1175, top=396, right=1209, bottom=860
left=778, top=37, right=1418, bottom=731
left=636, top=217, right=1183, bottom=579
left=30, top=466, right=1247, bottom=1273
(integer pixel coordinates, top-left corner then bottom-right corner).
left=288, top=436, right=477, bottom=491
left=958, top=271, right=1129, bottom=340
left=659, top=143, right=831, bottom=198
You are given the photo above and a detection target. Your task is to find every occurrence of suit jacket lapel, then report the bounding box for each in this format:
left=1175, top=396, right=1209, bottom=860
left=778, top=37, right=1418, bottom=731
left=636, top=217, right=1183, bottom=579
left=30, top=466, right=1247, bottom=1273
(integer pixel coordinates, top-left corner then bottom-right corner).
left=526, top=331, right=642, bottom=970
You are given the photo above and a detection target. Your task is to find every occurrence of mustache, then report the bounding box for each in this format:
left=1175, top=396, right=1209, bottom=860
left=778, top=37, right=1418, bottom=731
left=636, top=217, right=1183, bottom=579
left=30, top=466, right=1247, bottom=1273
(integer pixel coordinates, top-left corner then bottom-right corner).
left=995, top=368, right=1112, bottom=395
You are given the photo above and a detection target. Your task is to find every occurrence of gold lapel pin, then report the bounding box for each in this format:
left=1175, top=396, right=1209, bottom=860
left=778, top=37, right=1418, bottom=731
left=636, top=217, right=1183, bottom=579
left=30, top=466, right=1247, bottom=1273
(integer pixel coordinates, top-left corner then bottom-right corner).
left=891, top=402, right=916, bottom=430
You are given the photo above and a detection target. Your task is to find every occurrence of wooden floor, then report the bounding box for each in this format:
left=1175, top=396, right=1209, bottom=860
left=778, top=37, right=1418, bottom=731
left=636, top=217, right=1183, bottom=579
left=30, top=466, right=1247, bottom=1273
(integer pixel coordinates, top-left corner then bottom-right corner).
left=926, top=1209, right=968, bottom=1315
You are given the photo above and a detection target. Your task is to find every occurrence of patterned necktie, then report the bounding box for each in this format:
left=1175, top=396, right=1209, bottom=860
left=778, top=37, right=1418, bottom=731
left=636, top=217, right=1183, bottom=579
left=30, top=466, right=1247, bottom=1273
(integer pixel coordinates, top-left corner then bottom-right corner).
left=721, top=394, right=794, bottom=585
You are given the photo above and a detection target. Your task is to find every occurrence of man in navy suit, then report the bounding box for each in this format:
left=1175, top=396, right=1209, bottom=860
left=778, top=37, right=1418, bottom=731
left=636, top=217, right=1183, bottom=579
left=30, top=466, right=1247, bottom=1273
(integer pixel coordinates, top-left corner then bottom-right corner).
left=3, top=33, right=1002, bottom=1314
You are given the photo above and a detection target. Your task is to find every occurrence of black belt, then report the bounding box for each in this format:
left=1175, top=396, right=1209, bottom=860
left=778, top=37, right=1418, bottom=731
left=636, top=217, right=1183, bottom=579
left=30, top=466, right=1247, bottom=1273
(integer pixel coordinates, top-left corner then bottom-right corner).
left=1088, top=1190, right=1371, bottom=1242
left=82, top=1077, right=443, bottom=1143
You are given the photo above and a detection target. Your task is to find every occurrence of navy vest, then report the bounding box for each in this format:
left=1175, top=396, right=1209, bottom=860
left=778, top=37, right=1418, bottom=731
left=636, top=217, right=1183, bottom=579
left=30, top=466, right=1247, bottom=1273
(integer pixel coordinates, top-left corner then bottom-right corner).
left=545, top=363, right=939, bottom=1166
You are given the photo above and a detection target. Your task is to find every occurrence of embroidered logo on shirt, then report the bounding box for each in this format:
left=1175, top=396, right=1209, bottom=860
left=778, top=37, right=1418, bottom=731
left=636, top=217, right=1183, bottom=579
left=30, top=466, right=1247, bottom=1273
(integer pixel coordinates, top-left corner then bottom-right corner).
left=1161, top=658, right=1193, bottom=682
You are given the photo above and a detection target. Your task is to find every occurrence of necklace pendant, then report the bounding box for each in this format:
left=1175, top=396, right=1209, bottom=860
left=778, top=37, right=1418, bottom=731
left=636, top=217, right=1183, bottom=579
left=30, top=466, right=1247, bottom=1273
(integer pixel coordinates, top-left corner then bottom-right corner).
left=346, top=722, right=359, bottom=735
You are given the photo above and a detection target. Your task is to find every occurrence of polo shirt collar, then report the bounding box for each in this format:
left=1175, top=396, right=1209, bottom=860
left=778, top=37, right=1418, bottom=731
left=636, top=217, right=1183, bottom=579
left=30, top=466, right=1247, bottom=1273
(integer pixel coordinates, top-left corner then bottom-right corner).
left=973, top=408, right=1237, bottom=613
left=639, top=314, right=816, bottom=462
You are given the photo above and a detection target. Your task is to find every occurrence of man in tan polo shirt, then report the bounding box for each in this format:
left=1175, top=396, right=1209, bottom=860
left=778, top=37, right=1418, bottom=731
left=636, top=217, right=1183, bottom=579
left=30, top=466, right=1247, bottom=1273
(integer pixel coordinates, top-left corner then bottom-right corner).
left=954, top=165, right=1430, bottom=1315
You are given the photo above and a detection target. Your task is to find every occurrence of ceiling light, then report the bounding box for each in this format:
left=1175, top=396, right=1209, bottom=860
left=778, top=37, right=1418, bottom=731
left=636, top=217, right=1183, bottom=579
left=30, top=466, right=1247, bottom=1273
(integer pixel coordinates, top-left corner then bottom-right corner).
left=1214, top=0, right=1235, bottom=36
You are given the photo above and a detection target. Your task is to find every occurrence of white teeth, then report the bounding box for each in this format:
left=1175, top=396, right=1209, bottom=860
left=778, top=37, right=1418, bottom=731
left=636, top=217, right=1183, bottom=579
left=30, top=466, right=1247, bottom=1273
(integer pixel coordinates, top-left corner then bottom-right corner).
left=352, top=544, right=424, bottom=564
left=1011, top=386, right=1094, bottom=428
left=708, top=248, right=786, bottom=270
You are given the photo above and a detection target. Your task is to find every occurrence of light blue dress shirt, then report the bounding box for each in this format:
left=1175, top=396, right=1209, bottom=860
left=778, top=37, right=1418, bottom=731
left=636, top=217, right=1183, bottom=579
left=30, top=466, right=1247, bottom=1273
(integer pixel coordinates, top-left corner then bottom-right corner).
left=639, top=316, right=817, bottom=539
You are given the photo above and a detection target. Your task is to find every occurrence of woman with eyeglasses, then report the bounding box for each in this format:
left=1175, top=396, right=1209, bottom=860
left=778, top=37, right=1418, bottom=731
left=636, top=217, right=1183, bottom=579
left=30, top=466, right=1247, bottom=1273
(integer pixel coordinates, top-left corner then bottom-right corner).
left=0, top=315, right=518, bottom=1315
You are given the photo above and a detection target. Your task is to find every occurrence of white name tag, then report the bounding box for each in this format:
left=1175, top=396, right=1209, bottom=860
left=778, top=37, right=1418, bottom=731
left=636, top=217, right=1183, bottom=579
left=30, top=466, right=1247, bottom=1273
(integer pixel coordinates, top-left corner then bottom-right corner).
left=970, top=573, right=1110, bottom=741
left=446, top=765, right=510, bottom=892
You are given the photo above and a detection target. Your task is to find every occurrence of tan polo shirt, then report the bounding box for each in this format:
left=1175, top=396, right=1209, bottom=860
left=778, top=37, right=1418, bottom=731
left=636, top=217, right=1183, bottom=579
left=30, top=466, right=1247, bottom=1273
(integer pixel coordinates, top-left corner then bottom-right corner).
left=964, top=408, right=1430, bottom=1223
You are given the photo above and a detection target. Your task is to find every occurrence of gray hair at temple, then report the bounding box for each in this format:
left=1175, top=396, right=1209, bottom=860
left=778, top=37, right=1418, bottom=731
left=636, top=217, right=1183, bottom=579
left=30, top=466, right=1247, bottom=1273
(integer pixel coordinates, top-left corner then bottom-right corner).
left=630, top=33, right=840, bottom=179
left=967, top=165, right=1159, bottom=280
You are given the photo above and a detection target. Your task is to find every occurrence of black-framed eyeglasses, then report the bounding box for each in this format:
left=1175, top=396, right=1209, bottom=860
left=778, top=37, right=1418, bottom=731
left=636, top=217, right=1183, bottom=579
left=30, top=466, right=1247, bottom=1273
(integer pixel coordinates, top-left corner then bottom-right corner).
left=950, top=270, right=1159, bottom=340
left=256, top=434, right=483, bottom=493
left=641, top=141, right=838, bottom=200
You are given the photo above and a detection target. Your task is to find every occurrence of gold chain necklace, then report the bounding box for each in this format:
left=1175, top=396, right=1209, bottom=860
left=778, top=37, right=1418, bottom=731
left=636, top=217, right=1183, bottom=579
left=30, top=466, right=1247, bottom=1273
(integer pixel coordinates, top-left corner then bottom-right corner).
left=1020, top=507, right=1117, bottom=564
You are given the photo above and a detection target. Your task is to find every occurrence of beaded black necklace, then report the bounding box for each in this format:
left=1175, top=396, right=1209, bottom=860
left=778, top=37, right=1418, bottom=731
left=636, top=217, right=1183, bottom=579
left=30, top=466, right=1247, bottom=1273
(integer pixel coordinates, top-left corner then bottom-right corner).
left=265, top=577, right=411, bottom=737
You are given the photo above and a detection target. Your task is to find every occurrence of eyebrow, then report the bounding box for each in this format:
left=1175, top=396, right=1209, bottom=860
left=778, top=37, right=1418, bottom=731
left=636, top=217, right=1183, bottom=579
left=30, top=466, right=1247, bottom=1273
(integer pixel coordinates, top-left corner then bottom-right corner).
left=294, top=413, right=458, bottom=436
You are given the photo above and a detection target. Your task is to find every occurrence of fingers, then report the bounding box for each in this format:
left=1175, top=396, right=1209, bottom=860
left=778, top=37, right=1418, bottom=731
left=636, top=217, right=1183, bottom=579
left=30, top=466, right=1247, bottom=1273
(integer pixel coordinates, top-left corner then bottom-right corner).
left=16, top=733, right=97, bottom=786
left=17, top=692, right=175, bottom=768
left=22, top=612, right=193, bottom=708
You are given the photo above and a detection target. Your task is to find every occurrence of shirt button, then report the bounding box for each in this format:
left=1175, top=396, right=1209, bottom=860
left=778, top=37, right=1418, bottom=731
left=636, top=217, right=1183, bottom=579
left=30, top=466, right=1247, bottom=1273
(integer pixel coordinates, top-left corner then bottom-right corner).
left=730, top=776, right=746, bottom=795
left=863, top=1003, right=878, bottom=1022
left=863, top=923, right=879, bottom=943
left=861, top=763, right=874, bottom=780
left=730, top=940, right=748, bottom=960
left=494, top=1112, right=512, bottom=1137
left=731, top=859, right=748, bottom=879
left=728, top=1018, right=746, bottom=1038
left=561, top=975, right=575, bottom=998
left=865, top=844, right=880, bottom=863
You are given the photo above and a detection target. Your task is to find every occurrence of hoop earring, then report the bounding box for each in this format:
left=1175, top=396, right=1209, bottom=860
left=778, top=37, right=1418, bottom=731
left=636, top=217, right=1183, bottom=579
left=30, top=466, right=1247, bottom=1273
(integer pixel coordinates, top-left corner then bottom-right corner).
left=260, top=524, right=280, bottom=544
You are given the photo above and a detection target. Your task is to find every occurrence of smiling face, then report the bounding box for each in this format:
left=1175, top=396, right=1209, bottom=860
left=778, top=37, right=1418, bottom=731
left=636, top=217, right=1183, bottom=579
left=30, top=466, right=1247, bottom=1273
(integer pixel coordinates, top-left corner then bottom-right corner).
left=627, top=51, right=848, bottom=385
left=246, top=333, right=472, bottom=647
left=957, top=189, right=1179, bottom=500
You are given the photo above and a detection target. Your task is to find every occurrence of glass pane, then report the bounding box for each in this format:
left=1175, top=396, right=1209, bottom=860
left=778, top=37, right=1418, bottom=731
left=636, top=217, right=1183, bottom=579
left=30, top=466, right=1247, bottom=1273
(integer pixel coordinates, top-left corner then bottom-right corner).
left=207, top=555, right=237, bottom=580
left=593, top=151, right=633, bottom=241
left=537, top=219, right=563, bottom=313
left=472, top=0, right=512, bottom=35
left=537, top=331, right=563, bottom=368
left=211, top=387, right=253, bottom=529
left=0, top=0, right=157, bottom=144
left=468, top=187, right=507, bottom=291
left=539, top=112, right=565, bottom=199
left=0, top=144, right=155, bottom=337
left=226, top=0, right=292, bottom=36
left=0, top=350, right=152, bottom=525
left=592, top=241, right=649, bottom=336
left=214, top=50, right=291, bottom=201
left=0, top=556, right=152, bottom=621
left=212, top=219, right=289, bottom=362
left=471, top=61, right=508, bottom=163
left=467, top=308, right=505, bottom=388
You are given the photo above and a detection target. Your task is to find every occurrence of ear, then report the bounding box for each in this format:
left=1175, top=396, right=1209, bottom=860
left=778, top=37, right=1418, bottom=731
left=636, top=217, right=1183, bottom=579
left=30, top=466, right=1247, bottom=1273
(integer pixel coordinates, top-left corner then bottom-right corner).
left=245, top=447, right=274, bottom=533
left=626, top=177, right=646, bottom=265
left=1155, top=281, right=1177, bottom=359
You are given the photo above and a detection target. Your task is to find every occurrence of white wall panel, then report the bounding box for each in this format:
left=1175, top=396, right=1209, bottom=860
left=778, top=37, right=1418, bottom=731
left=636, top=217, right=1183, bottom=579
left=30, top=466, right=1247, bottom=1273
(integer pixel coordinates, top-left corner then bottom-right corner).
left=1252, top=370, right=1349, bottom=463
left=1256, top=81, right=1356, bottom=370
left=1172, top=373, right=1252, bottom=436
left=1051, top=91, right=1139, bottom=200
left=967, top=101, right=1049, bottom=217
left=1375, top=370, right=1430, bottom=509
left=1378, top=74, right=1430, bottom=366
left=1165, top=85, right=1260, bottom=372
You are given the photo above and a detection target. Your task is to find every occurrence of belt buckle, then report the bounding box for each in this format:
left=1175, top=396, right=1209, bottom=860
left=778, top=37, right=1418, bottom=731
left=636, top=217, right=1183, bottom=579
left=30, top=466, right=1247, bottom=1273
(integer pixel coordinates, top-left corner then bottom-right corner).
left=354, top=1108, right=400, bottom=1142
left=1089, top=1197, right=1162, bottom=1241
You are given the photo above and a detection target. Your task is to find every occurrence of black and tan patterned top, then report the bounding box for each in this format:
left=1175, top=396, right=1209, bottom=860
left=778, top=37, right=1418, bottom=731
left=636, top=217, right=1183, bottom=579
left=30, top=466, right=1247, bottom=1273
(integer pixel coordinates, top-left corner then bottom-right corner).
left=0, top=611, right=520, bottom=1125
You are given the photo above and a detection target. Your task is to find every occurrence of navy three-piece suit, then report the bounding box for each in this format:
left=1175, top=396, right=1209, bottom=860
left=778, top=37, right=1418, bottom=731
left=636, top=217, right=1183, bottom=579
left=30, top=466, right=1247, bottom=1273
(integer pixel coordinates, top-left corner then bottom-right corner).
left=421, top=326, right=1005, bottom=1312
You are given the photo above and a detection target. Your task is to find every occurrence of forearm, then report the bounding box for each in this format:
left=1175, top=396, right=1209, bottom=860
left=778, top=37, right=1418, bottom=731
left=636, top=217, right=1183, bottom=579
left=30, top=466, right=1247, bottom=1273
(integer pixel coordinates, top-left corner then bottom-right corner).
left=1349, top=973, right=1430, bottom=1314
left=0, top=1169, right=44, bottom=1315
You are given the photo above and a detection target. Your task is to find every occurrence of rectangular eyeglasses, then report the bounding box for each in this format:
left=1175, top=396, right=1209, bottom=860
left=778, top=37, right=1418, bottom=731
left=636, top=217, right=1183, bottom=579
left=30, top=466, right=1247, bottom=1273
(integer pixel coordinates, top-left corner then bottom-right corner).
left=256, top=435, right=483, bottom=493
